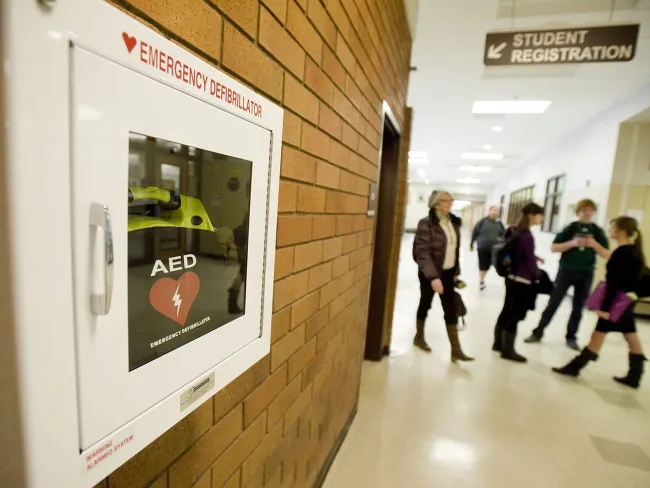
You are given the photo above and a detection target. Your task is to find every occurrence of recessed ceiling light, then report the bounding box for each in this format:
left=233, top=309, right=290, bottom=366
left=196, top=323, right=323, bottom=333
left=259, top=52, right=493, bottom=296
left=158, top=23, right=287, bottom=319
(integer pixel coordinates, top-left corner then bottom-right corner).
left=459, top=165, right=492, bottom=173
left=492, top=126, right=504, bottom=132
left=473, top=100, right=551, bottom=114
left=409, top=158, right=430, bottom=165
left=461, top=152, right=503, bottom=161
left=417, top=169, right=426, bottom=178
left=482, top=144, right=492, bottom=150
left=457, top=177, right=480, bottom=184
left=424, top=179, right=430, bottom=185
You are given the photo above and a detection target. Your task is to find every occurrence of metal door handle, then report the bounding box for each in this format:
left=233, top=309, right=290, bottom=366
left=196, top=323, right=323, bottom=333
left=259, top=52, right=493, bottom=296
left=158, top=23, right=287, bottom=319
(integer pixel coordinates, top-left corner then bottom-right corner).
left=90, top=203, right=114, bottom=315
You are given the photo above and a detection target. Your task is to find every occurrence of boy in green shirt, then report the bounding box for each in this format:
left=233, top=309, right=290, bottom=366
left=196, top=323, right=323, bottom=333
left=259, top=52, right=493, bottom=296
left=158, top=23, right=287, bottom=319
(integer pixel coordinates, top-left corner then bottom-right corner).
left=524, top=199, right=610, bottom=350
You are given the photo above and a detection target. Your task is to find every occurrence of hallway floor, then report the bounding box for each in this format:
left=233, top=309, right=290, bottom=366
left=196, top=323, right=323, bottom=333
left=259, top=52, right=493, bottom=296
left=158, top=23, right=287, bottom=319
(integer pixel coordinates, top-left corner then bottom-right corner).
left=323, top=234, right=650, bottom=488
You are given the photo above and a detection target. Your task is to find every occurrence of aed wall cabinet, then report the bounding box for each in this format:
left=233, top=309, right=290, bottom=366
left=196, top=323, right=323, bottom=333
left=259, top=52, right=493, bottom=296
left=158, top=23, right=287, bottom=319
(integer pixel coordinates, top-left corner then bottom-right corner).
left=2, top=1, right=282, bottom=487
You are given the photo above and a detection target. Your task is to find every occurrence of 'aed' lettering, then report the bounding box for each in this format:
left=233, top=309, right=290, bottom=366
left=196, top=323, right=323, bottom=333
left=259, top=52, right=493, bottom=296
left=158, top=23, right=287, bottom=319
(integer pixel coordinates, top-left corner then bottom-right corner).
left=151, top=254, right=197, bottom=277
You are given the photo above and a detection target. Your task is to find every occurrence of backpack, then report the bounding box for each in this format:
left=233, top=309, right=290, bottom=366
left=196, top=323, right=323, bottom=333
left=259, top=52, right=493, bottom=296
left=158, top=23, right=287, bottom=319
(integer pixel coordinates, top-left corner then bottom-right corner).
left=492, top=231, right=520, bottom=278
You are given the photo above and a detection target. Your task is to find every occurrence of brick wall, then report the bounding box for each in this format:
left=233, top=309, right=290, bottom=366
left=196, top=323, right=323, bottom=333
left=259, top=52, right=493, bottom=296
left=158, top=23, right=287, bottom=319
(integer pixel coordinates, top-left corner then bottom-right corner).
left=102, top=1, right=412, bottom=487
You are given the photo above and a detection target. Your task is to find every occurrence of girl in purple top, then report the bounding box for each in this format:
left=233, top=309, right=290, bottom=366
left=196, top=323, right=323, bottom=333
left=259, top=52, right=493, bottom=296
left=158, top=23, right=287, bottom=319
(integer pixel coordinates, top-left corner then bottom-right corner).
left=493, top=203, right=545, bottom=363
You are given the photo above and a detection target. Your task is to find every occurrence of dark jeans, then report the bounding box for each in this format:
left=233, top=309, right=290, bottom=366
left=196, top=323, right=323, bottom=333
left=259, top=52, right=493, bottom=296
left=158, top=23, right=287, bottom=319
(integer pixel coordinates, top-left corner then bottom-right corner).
left=417, top=269, right=458, bottom=325
left=532, top=269, right=594, bottom=341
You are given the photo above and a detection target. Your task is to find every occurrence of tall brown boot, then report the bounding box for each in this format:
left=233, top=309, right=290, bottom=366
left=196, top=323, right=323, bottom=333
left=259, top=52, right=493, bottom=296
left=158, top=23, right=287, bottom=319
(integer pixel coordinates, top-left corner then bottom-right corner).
left=414, top=318, right=432, bottom=352
left=446, top=326, right=474, bottom=362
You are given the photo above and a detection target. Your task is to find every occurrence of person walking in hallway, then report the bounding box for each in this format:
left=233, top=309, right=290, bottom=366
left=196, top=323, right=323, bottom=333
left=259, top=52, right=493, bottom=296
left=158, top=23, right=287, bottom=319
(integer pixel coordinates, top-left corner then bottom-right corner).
left=470, top=205, right=505, bottom=290
left=493, top=203, right=545, bottom=362
left=525, top=199, right=609, bottom=350
left=552, top=216, right=647, bottom=388
left=412, top=190, right=474, bottom=361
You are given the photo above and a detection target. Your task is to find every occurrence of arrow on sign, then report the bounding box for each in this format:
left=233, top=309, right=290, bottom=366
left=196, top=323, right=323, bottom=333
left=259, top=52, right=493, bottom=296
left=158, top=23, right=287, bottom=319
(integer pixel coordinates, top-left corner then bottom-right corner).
left=487, top=42, right=507, bottom=59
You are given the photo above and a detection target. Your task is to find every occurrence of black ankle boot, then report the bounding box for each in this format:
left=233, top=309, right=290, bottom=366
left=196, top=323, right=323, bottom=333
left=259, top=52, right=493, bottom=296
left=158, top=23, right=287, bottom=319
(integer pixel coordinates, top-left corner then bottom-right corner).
left=552, top=347, right=598, bottom=377
left=228, top=288, right=243, bottom=314
left=614, top=353, right=646, bottom=389
left=492, top=325, right=502, bottom=352
left=501, top=331, right=527, bottom=363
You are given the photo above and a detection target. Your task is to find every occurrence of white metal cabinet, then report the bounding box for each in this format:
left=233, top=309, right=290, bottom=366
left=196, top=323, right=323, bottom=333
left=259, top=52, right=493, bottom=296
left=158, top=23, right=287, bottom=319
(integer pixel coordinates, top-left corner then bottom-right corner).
left=71, top=47, right=272, bottom=450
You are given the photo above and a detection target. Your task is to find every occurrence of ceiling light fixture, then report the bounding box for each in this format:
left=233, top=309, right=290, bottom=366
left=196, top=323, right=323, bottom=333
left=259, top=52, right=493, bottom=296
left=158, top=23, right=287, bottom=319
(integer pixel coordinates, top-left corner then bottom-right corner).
left=409, top=151, right=428, bottom=158
left=457, top=177, right=480, bottom=184
left=459, top=165, right=492, bottom=173
left=492, top=126, right=504, bottom=132
left=409, top=158, right=430, bottom=165
left=424, top=179, right=430, bottom=185
left=473, top=100, right=551, bottom=114
left=482, top=144, right=492, bottom=150
left=461, top=152, right=503, bottom=161
left=417, top=169, right=426, bottom=178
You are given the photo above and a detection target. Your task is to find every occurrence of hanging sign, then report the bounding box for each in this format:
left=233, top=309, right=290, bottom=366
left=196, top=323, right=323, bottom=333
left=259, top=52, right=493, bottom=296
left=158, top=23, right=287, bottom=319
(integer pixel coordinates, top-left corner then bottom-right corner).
left=484, top=24, right=640, bottom=66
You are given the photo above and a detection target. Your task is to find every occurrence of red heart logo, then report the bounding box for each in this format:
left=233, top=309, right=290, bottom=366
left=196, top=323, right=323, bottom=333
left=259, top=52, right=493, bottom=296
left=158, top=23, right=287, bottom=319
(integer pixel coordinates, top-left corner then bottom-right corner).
left=122, top=32, right=137, bottom=53
left=149, top=272, right=200, bottom=326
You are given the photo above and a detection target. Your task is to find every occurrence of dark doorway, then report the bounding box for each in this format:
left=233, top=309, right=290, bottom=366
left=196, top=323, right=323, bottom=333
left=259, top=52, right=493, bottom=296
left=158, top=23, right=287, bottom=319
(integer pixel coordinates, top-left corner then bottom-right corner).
left=364, top=109, right=401, bottom=361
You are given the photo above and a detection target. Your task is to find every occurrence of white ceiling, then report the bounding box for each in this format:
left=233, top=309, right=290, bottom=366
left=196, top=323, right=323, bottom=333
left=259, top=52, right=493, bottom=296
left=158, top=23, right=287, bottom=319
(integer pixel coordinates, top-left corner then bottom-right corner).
left=406, top=0, right=650, bottom=188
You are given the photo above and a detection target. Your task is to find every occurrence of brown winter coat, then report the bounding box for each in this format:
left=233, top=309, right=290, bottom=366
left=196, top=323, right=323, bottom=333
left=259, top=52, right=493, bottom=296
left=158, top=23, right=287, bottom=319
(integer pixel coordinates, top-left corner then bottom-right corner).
left=412, top=209, right=462, bottom=281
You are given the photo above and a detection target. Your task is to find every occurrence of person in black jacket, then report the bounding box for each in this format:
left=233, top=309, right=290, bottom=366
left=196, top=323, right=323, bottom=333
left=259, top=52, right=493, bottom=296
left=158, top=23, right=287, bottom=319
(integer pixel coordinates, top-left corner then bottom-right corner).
left=470, top=206, right=505, bottom=290
left=227, top=211, right=249, bottom=314
left=552, top=216, right=647, bottom=388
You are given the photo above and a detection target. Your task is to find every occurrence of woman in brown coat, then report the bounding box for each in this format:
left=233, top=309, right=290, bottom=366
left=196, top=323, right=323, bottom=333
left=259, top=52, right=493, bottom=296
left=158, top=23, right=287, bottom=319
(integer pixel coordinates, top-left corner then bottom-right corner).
left=412, top=190, right=474, bottom=361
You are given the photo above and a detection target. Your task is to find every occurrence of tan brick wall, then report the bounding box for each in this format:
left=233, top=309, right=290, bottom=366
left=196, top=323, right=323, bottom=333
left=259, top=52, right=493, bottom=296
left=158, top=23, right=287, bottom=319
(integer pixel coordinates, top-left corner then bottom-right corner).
left=104, top=1, right=412, bottom=487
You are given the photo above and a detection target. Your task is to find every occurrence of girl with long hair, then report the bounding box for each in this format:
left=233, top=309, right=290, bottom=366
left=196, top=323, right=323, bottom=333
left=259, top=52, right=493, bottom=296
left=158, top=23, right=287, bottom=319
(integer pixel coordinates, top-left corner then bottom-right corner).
left=553, top=216, right=647, bottom=388
left=493, top=203, right=545, bottom=362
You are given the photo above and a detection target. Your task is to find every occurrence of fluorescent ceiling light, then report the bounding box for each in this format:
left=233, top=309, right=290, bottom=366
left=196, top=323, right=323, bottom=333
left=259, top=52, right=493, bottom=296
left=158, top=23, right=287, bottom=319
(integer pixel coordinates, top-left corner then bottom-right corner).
left=492, top=126, right=504, bottom=132
left=473, top=100, right=551, bottom=114
left=409, top=158, right=430, bottom=165
left=457, top=178, right=480, bottom=184
left=409, top=151, right=428, bottom=158
left=461, top=152, right=503, bottom=161
left=482, top=144, right=492, bottom=150
left=417, top=169, right=427, bottom=178
left=424, top=179, right=430, bottom=185
left=459, top=165, right=492, bottom=173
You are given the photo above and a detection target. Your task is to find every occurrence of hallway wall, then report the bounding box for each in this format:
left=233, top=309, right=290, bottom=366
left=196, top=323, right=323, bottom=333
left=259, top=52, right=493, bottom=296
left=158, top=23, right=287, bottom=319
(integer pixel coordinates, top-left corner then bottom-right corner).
left=101, top=1, right=412, bottom=487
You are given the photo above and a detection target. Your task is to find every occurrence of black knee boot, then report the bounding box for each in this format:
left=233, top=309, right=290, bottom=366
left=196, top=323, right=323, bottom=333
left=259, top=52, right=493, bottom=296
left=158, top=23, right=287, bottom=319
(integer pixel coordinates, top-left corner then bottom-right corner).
left=492, top=324, right=502, bottom=352
left=414, top=318, right=432, bottom=352
left=501, top=331, right=527, bottom=363
left=228, top=288, right=242, bottom=314
left=614, top=353, right=646, bottom=389
left=552, top=347, right=598, bottom=377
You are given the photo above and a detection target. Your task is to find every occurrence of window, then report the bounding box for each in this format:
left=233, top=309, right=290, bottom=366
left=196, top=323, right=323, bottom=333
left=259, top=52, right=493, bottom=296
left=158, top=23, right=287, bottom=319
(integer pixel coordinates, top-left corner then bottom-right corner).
left=543, top=174, right=565, bottom=233
left=507, top=185, right=535, bottom=225
left=499, top=195, right=505, bottom=219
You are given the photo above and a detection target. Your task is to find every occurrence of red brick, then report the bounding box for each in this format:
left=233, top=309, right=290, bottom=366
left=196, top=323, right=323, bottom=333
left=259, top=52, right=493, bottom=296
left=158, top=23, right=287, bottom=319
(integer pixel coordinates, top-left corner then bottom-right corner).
left=262, top=0, right=289, bottom=24
left=311, top=215, right=337, bottom=240
left=272, top=307, right=292, bottom=344
left=284, top=75, right=319, bottom=125
left=301, top=124, right=330, bottom=160
left=222, top=23, right=283, bottom=101
left=329, top=139, right=351, bottom=169
left=341, top=233, right=357, bottom=253
left=358, top=137, right=378, bottom=164
left=305, top=57, right=335, bottom=106
left=275, top=246, right=294, bottom=280
left=281, top=146, right=317, bottom=184
left=325, top=191, right=345, bottom=214
left=168, top=405, right=242, bottom=488
left=259, top=7, right=305, bottom=80
left=305, top=307, right=330, bottom=339
left=241, top=421, right=284, bottom=485
left=284, top=384, right=313, bottom=433
left=209, top=0, right=258, bottom=38
left=291, top=292, right=320, bottom=329
left=297, top=184, right=327, bottom=213
left=276, top=215, right=313, bottom=247
left=278, top=181, right=297, bottom=213
left=322, top=46, right=346, bottom=89
left=288, top=338, right=317, bottom=380
left=308, top=0, right=337, bottom=49
left=267, top=376, right=302, bottom=429
left=332, top=254, right=349, bottom=278
left=323, top=237, right=343, bottom=261
left=288, top=0, right=324, bottom=63
left=271, top=324, right=306, bottom=371
left=336, top=215, right=354, bottom=235
left=345, top=73, right=363, bottom=110
left=293, top=241, right=324, bottom=272
left=273, top=270, right=309, bottom=311
left=318, top=103, right=343, bottom=139
left=341, top=122, right=359, bottom=151
left=316, top=160, right=340, bottom=189
left=338, top=170, right=356, bottom=193
left=309, top=262, right=333, bottom=292
left=243, top=364, right=288, bottom=427
left=324, top=0, right=350, bottom=41
left=130, top=0, right=222, bottom=61
left=329, top=294, right=346, bottom=320
left=283, top=111, right=302, bottom=147
left=340, top=0, right=361, bottom=30
left=333, top=86, right=354, bottom=121
left=223, top=470, right=240, bottom=488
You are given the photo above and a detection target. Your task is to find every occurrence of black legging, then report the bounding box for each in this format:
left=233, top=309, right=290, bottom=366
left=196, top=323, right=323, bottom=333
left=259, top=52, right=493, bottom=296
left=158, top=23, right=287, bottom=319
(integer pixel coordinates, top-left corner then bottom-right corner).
left=417, top=269, right=458, bottom=326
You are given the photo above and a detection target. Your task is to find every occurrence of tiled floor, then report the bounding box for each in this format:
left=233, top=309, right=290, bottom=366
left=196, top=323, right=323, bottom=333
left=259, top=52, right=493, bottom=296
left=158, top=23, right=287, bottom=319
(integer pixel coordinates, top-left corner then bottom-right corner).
left=323, top=234, right=650, bottom=488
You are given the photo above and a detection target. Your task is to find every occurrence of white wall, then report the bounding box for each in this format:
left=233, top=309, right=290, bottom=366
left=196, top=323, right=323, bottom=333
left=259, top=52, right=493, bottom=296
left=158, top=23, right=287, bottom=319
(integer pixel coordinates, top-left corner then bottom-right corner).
left=492, top=83, right=650, bottom=231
